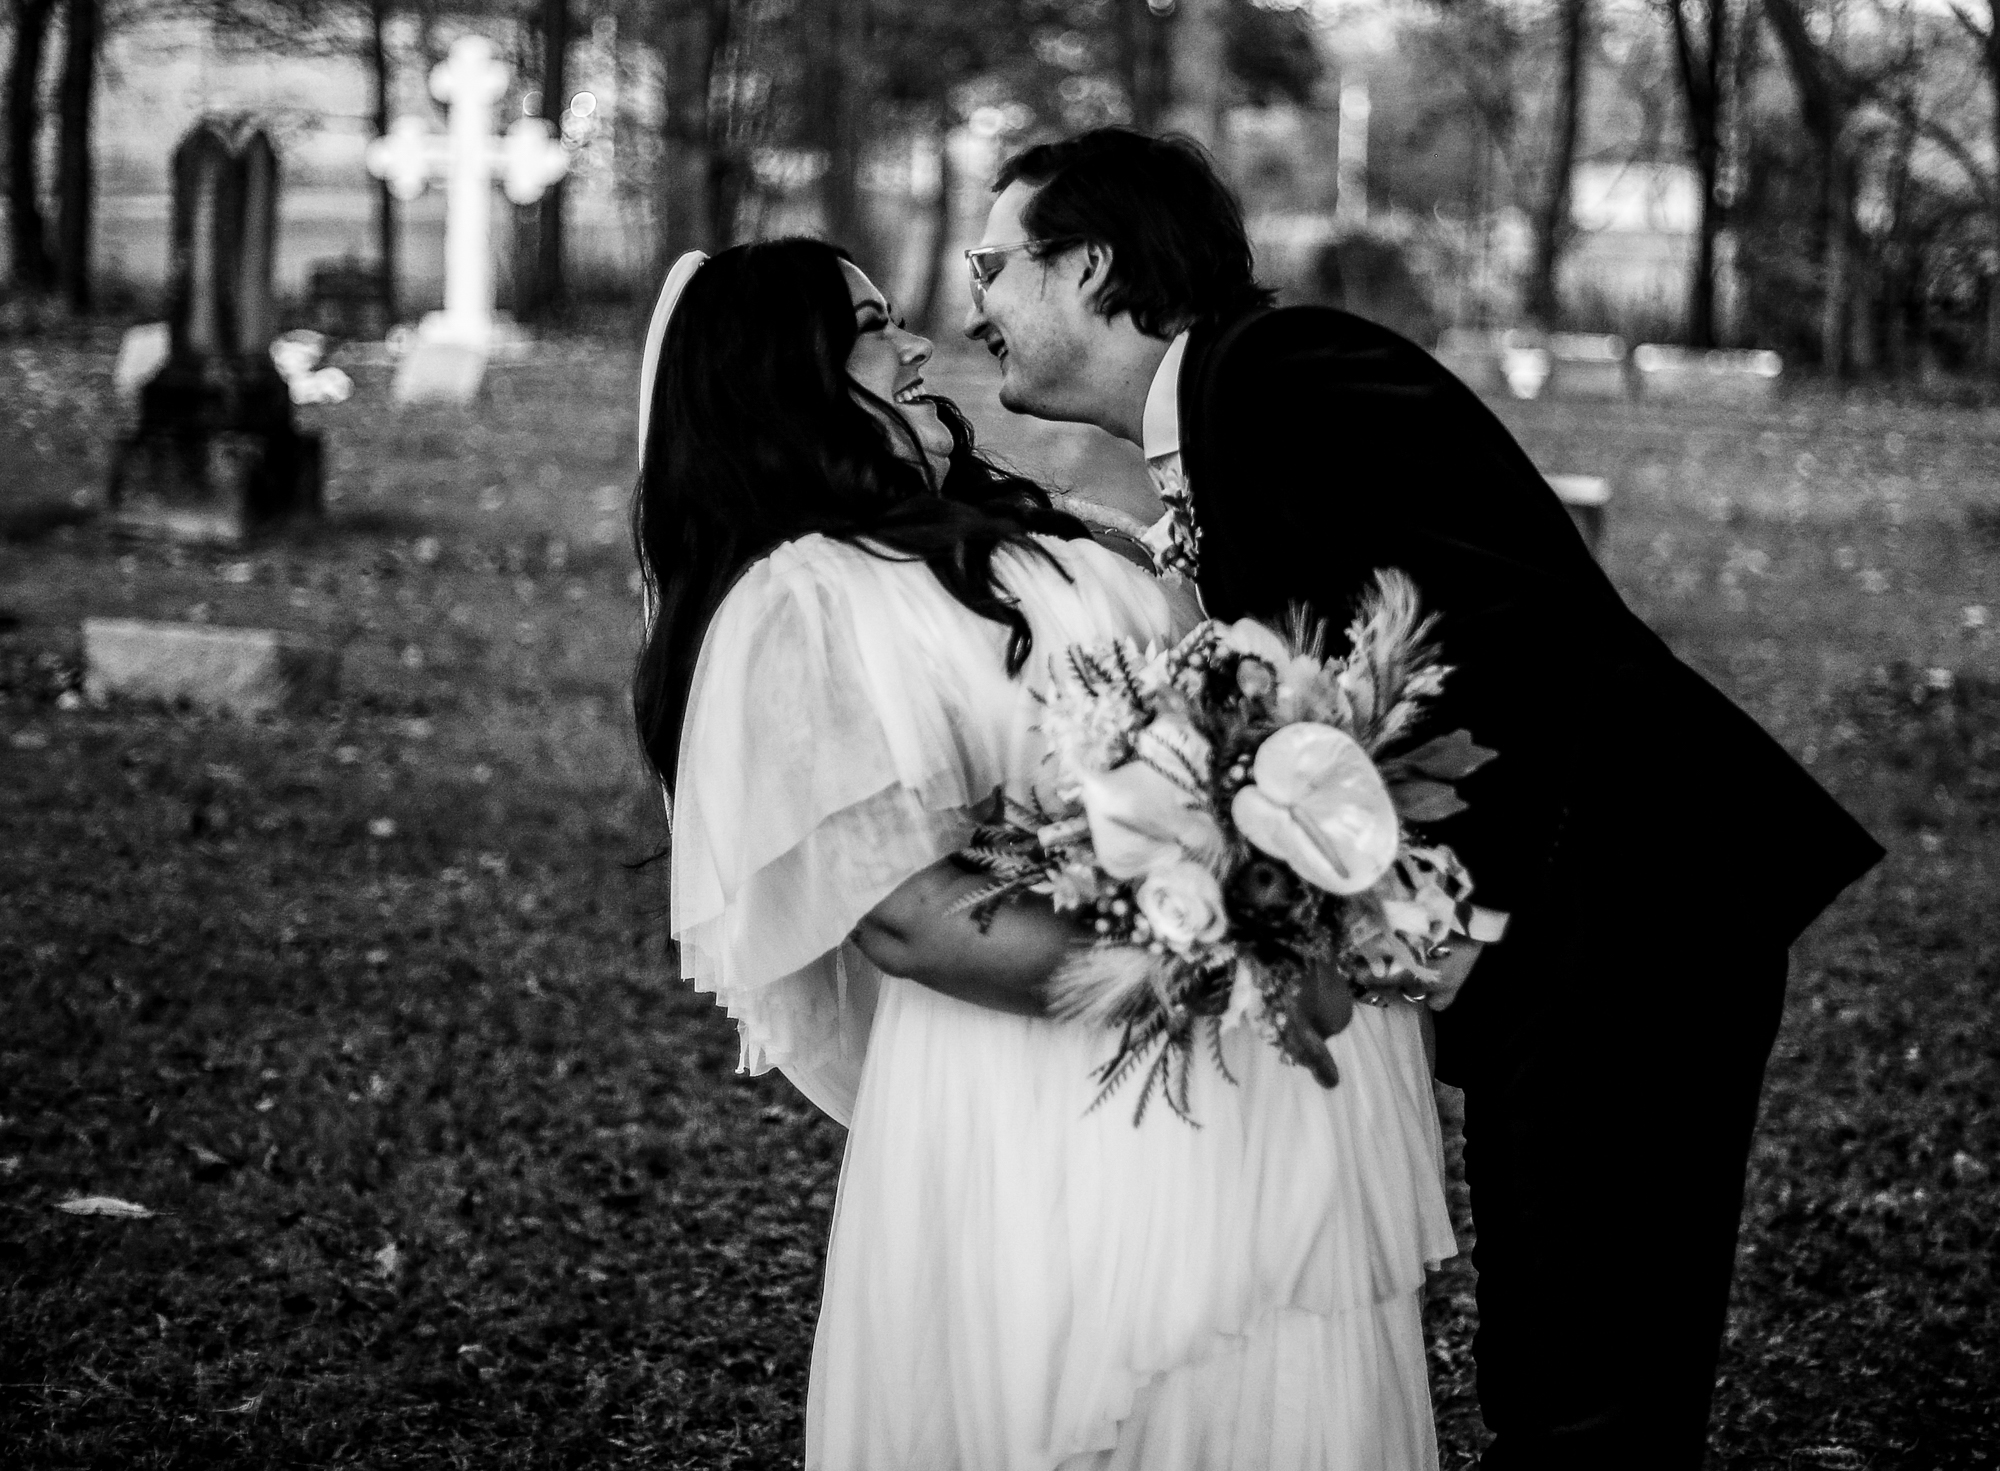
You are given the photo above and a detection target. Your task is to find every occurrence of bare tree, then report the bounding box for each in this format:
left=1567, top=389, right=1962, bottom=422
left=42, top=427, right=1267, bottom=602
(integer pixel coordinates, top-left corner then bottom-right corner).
left=1117, top=0, right=1172, bottom=131
left=52, top=0, right=95, bottom=310
left=1658, top=0, right=1728, bottom=346
left=906, top=114, right=952, bottom=330
left=6, top=0, right=59, bottom=291
left=518, top=0, right=568, bottom=323
left=365, top=0, right=396, bottom=321
left=815, top=0, right=874, bottom=269
left=1761, top=0, right=1871, bottom=370
left=655, top=0, right=735, bottom=261
left=1527, top=0, right=1589, bottom=326
left=1945, top=0, right=2000, bottom=371
left=1165, top=0, right=1227, bottom=147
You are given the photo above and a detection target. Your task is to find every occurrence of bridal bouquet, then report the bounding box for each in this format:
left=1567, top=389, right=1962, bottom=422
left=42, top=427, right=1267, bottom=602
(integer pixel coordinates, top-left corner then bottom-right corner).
left=953, top=571, right=1494, bottom=1124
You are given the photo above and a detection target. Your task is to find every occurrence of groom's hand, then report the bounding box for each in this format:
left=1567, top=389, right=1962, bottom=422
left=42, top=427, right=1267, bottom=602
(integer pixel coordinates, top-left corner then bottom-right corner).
left=1362, top=939, right=1486, bottom=1012
left=1423, top=938, right=1485, bottom=1010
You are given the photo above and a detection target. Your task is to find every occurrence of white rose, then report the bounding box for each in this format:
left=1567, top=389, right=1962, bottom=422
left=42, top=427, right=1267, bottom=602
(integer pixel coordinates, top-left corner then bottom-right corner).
left=1136, top=859, right=1230, bottom=954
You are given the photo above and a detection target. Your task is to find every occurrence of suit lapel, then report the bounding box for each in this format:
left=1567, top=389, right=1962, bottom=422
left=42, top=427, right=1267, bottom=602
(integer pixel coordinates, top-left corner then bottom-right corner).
left=1178, top=307, right=1271, bottom=617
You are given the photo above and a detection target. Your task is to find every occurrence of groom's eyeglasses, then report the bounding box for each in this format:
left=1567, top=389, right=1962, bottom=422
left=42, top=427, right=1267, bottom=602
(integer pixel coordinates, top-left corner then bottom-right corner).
left=964, top=238, right=1080, bottom=308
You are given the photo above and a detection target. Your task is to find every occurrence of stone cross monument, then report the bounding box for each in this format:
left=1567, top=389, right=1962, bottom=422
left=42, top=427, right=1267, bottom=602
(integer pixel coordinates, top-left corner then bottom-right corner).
left=109, top=118, right=322, bottom=544
left=366, top=35, right=569, bottom=402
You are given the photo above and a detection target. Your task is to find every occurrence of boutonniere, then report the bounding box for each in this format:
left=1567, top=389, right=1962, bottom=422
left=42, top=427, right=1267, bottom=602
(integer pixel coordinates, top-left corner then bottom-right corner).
left=1142, top=461, right=1202, bottom=585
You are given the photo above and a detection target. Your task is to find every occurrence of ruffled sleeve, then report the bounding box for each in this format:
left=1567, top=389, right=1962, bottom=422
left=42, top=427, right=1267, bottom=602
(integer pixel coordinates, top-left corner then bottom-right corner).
left=668, top=537, right=1002, bottom=1124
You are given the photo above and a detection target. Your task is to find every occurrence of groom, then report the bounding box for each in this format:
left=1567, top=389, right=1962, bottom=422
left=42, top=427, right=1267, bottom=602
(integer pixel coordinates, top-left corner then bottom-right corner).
left=964, top=128, right=1882, bottom=1470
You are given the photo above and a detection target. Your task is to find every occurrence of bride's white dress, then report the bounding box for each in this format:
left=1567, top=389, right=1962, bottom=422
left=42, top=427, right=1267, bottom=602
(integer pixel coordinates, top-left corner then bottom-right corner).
left=672, top=532, right=1457, bottom=1471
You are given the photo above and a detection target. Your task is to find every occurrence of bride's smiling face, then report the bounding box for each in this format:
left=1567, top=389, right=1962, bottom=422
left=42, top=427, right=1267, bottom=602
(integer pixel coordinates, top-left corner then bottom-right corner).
left=841, top=260, right=955, bottom=484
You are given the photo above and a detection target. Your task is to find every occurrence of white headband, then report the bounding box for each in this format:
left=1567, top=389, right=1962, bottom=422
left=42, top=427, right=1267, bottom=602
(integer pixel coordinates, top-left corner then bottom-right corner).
left=637, top=249, right=709, bottom=458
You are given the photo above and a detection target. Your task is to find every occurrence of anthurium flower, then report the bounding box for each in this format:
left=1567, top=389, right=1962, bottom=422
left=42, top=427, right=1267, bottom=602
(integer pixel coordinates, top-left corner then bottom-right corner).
left=1079, top=719, right=1227, bottom=879
left=1230, top=722, right=1399, bottom=894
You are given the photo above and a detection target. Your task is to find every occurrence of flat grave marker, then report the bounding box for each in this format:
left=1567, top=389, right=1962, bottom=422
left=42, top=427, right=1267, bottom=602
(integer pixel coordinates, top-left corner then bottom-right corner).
left=83, top=617, right=339, bottom=718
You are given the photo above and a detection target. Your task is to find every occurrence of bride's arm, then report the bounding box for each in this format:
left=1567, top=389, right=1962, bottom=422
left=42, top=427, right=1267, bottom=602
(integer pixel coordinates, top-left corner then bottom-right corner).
left=860, top=866, right=1376, bottom=1044
left=852, top=859, right=1083, bottom=1017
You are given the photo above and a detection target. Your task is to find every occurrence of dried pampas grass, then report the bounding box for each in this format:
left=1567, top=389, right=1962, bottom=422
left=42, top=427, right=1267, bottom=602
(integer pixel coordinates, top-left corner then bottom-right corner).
left=1044, top=944, right=1170, bottom=1026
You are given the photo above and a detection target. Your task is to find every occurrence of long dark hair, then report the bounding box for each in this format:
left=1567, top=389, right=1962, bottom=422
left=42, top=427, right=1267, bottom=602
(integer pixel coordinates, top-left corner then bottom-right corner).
left=633, top=236, right=1087, bottom=795
left=996, top=128, right=1275, bottom=336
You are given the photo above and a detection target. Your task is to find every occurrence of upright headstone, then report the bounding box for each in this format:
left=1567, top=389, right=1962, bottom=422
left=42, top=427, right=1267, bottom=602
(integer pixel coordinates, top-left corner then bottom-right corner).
left=1546, top=333, right=1630, bottom=400
left=1434, top=328, right=1552, bottom=400
left=108, top=119, right=323, bottom=545
left=365, top=35, right=570, bottom=405
left=1546, top=473, right=1612, bottom=554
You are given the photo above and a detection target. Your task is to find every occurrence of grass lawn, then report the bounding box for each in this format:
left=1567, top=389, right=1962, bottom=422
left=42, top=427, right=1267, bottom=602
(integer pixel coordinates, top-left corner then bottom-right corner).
left=3, top=331, right=1997, bottom=1468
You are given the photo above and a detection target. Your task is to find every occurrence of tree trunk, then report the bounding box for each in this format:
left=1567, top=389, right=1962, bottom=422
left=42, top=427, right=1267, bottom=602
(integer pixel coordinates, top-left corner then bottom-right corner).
left=6, top=0, right=58, bottom=291
left=1164, top=0, right=1227, bottom=150
left=1846, top=250, right=1874, bottom=373
left=1762, top=0, right=1859, bottom=372
left=658, top=0, right=707, bottom=261
left=1690, top=143, right=1722, bottom=347
left=530, top=0, right=568, bottom=324
left=658, top=0, right=730, bottom=260
left=702, top=0, right=736, bottom=249
left=1665, top=0, right=1726, bottom=348
left=1881, top=15, right=1917, bottom=382
left=911, top=113, right=954, bottom=333
left=816, top=0, right=873, bottom=270
left=413, top=0, right=444, bottom=77
left=53, top=0, right=93, bottom=311
left=1119, top=0, right=1172, bottom=131
left=1819, top=141, right=1848, bottom=373
left=1987, top=3, right=2000, bottom=374
left=1527, top=0, right=1588, bottom=327
left=1988, top=212, right=2000, bottom=376
left=368, top=0, right=397, bottom=322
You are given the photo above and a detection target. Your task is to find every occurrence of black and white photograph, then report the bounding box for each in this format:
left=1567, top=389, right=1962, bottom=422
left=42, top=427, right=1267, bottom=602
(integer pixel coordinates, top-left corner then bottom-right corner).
left=1, top=0, right=1994, bottom=1465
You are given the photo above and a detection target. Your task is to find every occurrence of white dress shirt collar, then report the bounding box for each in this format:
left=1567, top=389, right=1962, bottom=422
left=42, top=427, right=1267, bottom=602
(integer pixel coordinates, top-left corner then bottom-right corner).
left=1141, top=330, right=1191, bottom=461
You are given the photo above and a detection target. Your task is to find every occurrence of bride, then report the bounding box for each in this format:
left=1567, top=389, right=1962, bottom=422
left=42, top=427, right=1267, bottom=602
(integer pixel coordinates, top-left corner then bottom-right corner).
left=633, top=237, right=1456, bottom=1470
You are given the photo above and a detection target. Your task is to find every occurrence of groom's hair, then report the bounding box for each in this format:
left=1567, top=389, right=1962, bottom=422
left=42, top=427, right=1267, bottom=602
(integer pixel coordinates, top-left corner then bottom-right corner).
left=995, top=128, right=1274, bottom=337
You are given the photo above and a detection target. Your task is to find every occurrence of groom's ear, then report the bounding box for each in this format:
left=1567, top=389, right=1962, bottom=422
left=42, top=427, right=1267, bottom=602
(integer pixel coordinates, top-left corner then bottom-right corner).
left=1075, top=241, right=1114, bottom=309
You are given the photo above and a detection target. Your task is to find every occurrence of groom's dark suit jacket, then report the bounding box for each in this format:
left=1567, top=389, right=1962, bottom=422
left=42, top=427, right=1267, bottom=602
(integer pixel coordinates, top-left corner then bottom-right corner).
left=1179, top=306, right=1882, bottom=988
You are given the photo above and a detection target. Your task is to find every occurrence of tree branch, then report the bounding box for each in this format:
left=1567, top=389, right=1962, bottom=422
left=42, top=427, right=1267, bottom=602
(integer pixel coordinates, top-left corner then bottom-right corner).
left=1945, top=0, right=1992, bottom=51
